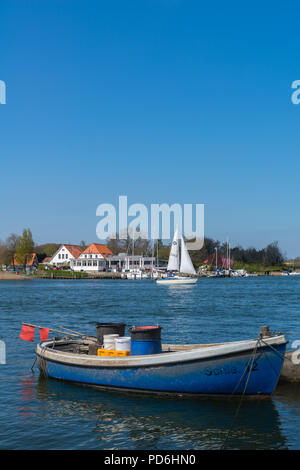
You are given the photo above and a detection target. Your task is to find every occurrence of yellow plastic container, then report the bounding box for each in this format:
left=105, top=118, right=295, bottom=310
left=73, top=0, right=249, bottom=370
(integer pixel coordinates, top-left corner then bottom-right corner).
left=97, top=348, right=130, bottom=357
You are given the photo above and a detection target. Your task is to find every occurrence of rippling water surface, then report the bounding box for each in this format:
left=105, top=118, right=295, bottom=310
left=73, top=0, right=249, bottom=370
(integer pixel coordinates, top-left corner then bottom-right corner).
left=1, top=277, right=300, bottom=449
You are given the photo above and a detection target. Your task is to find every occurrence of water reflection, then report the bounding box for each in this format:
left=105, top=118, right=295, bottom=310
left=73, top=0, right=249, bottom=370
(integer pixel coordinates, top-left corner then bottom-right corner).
left=33, top=375, right=287, bottom=450
left=17, top=374, right=36, bottom=419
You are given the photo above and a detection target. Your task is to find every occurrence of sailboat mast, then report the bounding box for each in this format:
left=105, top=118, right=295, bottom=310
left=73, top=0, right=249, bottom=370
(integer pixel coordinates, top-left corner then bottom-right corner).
left=227, top=237, right=229, bottom=270
left=132, top=232, right=134, bottom=257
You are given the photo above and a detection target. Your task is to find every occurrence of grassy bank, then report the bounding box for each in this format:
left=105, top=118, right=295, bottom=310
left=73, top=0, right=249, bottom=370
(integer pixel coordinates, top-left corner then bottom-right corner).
left=231, top=262, right=288, bottom=273
left=32, top=270, right=123, bottom=279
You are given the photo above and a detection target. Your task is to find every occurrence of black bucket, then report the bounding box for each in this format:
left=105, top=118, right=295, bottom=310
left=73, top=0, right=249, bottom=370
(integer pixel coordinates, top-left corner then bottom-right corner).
left=95, top=322, right=126, bottom=345
left=129, top=326, right=162, bottom=340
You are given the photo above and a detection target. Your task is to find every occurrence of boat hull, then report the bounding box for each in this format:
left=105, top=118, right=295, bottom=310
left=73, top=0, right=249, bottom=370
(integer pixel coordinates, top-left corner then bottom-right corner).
left=156, top=277, right=198, bottom=285
left=36, top=336, right=287, bottom=396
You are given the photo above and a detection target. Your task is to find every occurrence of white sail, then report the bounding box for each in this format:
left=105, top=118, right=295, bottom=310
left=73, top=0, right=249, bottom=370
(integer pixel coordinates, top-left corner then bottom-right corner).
left=180, top=236, right=196, bottom=274
left=167, top=227, right=179, bottom=271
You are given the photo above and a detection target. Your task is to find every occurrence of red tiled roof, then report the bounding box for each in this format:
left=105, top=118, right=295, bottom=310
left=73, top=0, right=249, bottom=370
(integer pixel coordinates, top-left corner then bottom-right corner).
left=14, top=253, right=37, bottom=266
left=64, top=245, right=83, bottom=259
left=82, top=243, right=113, bottom=257
left=42, top=257, right=51, bottom=263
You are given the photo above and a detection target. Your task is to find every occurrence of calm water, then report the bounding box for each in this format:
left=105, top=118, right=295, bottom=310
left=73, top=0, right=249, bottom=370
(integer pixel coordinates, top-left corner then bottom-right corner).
left=1, top=277, right=300, bottom=449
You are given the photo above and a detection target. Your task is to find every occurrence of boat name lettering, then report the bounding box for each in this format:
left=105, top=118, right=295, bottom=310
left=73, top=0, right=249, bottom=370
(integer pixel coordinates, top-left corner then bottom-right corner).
left=204, top=366, right=239, bottom=376
left=247, top=361, right=259, bottom=372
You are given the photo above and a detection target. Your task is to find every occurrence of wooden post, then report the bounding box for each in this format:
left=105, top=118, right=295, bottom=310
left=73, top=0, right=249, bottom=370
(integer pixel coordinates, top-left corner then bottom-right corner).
left=260, top=325, right=272, bottom=337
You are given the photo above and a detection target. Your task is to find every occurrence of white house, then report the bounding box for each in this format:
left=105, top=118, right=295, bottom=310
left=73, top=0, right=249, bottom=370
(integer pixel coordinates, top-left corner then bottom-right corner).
left=71, top=244, right=156, bottom=273
left=108, top=254, right=156, bottom=271
left=49, top=245, right=83, bottom=266
left=70, top=243, right=113, bottom=272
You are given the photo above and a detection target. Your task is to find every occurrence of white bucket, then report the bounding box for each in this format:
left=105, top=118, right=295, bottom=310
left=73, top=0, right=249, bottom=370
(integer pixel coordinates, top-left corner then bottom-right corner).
left=115, top=336, right=131, bottom=352
left=103, top=334, right=119, bottom=350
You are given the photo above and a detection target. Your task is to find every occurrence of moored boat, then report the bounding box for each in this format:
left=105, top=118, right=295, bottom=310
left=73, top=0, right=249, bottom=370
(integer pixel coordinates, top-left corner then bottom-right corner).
left=36, top=331, right=287, bottom=396
left=156, top=228, right=198, bottom=285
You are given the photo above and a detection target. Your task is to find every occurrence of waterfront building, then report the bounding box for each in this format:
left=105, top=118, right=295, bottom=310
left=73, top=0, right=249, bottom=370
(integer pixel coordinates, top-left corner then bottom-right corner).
left=49, top=244, right=83, bottom=266
left=70, top=245, right=156, bottom=273
left=108, top=254, right=155, bottom=271
left=71, top=243, right=113, bottom=272
left=13, top=253, right=39, bottom=272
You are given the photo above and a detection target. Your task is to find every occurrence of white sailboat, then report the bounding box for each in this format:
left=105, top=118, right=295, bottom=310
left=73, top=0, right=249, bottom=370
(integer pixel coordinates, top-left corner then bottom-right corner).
left=156, top=228, right=198, bottom=285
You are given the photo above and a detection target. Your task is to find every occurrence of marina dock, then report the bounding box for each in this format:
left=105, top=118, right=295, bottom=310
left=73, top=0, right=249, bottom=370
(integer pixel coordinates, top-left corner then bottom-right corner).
left=280, top=350, right=300, bottom=383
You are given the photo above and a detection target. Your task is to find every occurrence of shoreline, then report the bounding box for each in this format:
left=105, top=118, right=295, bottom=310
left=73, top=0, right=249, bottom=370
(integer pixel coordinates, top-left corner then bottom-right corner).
left=0, top=271, right=124, bottom=280
left=32, top=272, right=124, bottom=280
left=0, top=272, right=30, bottom=281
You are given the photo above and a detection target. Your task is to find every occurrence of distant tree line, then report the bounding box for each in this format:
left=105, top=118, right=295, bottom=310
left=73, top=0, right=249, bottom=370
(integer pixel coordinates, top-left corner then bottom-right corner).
left=106, top=233, right=154, bottom=256
left=189, top=238, right=285, bottom=267
left=0, top=229, right=35, bottom=270
left=0, top=229, right=285, bottom=270
left=106, top=234, right=285, bottom=267
left=0, top=230, right=60, bottom=269
left=35, top=243, right=60, bottom=261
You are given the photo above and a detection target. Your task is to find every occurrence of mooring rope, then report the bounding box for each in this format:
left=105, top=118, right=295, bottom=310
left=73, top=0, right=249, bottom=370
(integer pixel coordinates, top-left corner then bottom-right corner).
left=260, top=337, right=293, bottom=362
left=230, top=340, right=260, bottom=396
left=38, top=343, right=48, bottom=377
left=31, top=357, right=37, bottom=372
left=221, top=337, right=261, bottom=450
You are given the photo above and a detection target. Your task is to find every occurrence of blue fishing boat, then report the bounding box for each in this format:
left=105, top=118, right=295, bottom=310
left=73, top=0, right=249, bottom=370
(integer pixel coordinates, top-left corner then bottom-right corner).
left=36, top=330, right=287, bottom=396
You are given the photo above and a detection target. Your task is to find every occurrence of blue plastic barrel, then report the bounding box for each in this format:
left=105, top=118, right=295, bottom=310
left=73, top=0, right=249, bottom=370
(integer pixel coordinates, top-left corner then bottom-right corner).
left=129, top=326, right=162, bottom=356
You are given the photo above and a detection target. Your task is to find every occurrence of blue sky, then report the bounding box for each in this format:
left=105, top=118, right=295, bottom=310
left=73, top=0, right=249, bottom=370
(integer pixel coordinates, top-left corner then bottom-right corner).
left=0, top=0, right=300, bottom=257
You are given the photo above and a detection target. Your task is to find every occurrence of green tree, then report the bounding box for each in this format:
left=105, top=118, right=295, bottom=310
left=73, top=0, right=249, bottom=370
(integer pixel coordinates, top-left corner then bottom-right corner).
left=264, top=241, right=284, bottom=266
left=15, top=228, right=35, bottom=271
left=6, top=233, right=19, bottom=269
left=35, top=243, right=60, bottom=258
left=0, top=233, right=19, bottom=268
left=0, top=241, right=8, bottom=268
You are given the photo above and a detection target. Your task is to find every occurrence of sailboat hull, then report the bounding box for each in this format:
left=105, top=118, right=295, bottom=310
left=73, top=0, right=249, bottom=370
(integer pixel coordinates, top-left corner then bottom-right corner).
left=156, top=277, right=198, bottom=285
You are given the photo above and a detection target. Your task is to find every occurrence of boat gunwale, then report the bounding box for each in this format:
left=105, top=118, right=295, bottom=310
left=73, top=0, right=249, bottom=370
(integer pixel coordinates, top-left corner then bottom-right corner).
left=36, top=335, right=287, bottom=369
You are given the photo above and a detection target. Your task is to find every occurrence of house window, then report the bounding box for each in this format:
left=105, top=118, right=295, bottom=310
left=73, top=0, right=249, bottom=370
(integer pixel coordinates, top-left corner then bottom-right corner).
left=93, top=261, right=97, bottom=266
left=77, top=262, right=81, bottom=266
left=66, top=254, right=68, bottom=259
left=88, top=261, right=92, bottom=266
left=83, top=261, right=86, bottom=266
left=58, top=254, right=61, bottom=259
left=62, top=254, right=64, bottom=259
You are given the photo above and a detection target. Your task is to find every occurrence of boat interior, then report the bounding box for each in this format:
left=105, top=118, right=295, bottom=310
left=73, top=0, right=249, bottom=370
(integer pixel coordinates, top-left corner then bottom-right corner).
left=44, top=338, right=225, bottom=355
